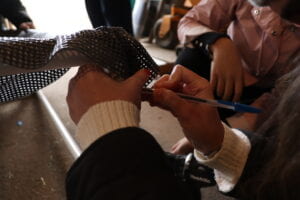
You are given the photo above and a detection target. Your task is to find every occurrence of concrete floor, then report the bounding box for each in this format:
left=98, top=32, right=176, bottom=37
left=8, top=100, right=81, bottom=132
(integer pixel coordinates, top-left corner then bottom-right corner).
left=0, top=0, right=233, bottom=199
left=0, top=96, right=73, bottom=199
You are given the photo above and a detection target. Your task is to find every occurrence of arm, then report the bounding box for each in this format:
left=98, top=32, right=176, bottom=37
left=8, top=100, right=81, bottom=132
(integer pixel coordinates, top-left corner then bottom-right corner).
left=178, top=0, right=245, bottom=101
left=0, top=0, right=34, bottom=29
left=67, top=107, right=188, bottom=199
left=66, top=65, right=149, bottom=148
left=194, top=124, right=251, bottom=193
left=66, top=65, right=195, bottom=199
left=226, top=92, right=272, bottom=132
left=178, top=0, right=239, bottom=44
left=151, top=65, right=250, bottom=193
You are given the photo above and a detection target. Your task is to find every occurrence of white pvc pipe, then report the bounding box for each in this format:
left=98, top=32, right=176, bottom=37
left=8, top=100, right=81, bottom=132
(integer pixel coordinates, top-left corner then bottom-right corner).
left=37, top=91, right=82, bottom=159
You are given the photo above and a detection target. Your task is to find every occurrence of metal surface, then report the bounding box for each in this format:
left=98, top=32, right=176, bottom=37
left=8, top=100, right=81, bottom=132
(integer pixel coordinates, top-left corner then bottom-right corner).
left=37, top=90, right=82, bottom=159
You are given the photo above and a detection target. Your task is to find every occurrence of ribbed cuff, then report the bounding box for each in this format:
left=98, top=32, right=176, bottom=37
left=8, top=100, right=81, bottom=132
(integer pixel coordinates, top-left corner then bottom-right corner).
left=76, top=100, right=140, bottom=150
left=194, top=123, right=251, bottom=193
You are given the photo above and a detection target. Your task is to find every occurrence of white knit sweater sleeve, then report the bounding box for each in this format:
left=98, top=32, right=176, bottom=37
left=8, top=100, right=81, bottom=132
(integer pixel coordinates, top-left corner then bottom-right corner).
left=194, top=123, right=251, bottom=193
left=76, top=100, right=251, bottom=193
left=76, top=100, right=140, bottom=150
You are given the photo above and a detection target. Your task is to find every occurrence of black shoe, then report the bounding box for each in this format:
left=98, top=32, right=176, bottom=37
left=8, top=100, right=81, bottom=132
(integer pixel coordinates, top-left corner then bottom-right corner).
left=165, top=152, right=216, bottom=188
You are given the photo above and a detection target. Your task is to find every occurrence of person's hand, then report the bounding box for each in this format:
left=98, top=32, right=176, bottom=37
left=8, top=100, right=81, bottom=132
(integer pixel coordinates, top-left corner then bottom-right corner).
left=171, top=137, right=194, bottom=155
left=149, top=65, right=224, bottom=155
left=67, top=64, right=150, bottom=124
left=19, top=22, right=35, bottom=30
left=210, top=38, right=244, bottom=101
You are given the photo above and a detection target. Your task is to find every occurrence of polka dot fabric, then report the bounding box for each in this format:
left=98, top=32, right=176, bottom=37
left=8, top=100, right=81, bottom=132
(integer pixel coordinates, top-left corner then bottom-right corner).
left=0, top=27, right=159, bottom=102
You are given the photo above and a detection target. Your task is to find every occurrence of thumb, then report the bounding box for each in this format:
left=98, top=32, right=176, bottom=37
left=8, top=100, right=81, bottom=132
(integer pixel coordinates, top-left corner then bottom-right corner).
left=125, top=69, right=150, bottom=90
left=153, top=88, right=187, bottom=118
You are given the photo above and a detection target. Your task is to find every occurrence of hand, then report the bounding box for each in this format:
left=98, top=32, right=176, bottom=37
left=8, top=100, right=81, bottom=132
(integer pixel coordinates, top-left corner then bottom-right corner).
left=149, top=65, right=224, bottom=154
left=171, top=137, right=194, bottom=155
left=210, top=38, right=244, bottom=101
left=67, top=64, right=150, bottom=124
left=19, top=22, right=35, bottom=30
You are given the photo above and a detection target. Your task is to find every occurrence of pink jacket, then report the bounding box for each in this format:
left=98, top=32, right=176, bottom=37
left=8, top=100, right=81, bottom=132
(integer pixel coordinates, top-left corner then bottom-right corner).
left=178, top=0, right=300, bottom=87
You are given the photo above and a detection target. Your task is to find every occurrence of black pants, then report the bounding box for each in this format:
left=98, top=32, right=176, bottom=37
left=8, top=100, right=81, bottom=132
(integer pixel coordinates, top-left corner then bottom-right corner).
left=66, top=127, right=204, bottom=200
left=176, top=48, right=271, bottom=119
left=85, top=0, right=133, bottom=35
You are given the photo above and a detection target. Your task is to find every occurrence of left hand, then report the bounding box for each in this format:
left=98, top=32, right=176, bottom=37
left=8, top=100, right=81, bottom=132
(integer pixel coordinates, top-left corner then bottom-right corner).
left=19, top=22, right=35, bottom=30
left=210, top=38, right=244, bottom=101
left=67, top=64, right=150, bottom=124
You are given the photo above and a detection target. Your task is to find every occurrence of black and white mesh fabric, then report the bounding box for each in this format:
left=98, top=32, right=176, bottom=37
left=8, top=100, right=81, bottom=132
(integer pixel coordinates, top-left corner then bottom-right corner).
left=0, top=27, right=159, bottom=102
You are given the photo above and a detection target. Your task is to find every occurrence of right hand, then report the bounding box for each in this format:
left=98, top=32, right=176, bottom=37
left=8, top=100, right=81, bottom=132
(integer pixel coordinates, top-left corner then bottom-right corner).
left=149, top=65, right=224, bottom=155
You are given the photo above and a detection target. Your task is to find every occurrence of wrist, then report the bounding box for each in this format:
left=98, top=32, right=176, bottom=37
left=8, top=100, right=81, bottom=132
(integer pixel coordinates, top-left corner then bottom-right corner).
left=210, top=37, right=235, bottom=57
left=194, top=122, right=224, bottom=155
left=193, top=123, right=251, bottom=192
left=192, top=32, right=230, bottom=57
left=210, top=37, right=232, bottom=52
left=76, top=100, right=140, bottom=149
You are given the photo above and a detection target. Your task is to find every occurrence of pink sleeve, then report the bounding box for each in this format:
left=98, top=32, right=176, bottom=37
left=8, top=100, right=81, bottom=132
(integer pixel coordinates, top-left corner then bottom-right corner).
left=177, top=0, right=241, bottom=44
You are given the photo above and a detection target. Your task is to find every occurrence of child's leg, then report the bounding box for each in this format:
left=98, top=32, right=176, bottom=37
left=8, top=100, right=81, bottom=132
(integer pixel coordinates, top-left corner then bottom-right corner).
left=85, top=0, right=107, bottom=28
left=176, top=47, right=211, bottom=80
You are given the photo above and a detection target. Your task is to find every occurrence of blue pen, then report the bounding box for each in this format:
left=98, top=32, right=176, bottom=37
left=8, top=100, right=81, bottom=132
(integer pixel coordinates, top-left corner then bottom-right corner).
left=142, top=88, right=262, bottom=114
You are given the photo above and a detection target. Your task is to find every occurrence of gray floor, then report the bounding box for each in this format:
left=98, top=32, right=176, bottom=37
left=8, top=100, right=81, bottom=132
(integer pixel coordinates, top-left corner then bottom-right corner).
left=0, top=0, right=233, bottom=199
left=0, top=96, right=72, bottom=199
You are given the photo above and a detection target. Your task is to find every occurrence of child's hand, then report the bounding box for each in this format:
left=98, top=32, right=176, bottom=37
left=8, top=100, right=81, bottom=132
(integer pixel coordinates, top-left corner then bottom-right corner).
left=210, top=38, right=244, bottom=102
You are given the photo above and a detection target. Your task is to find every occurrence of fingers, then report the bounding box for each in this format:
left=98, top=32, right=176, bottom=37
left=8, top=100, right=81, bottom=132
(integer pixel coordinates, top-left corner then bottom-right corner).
left=211, top=74, right=243, bottom=101
left=155, top=65, right=210, bottom=92
left=67, top=67, right=82, bottom=97
left=152, top=88, right=188, bottom=118
left=223, top=79, right=233, bottom=101
left=67, top=64, right=111, bottom=123
left=125, top=69, right=150, bottom=90
left=153, top=74, right=170, bottom=88
left=171, top=137, right=194, bottom=154
left=67, top=65, right=150, bottom=123
left=171, top=144, right=183, bottom=155
left=233, top=78, right=243, bottom=102
left=26, top=22, right=35, bottom=29
left=19, top=22, right=35, bottom=30
left=68, top=65, right=103, bottom=90
left=216, top=78, right=225, bottom=98
left=170, top=65, right=209, bottom=87
left=210, top=73, right=218, bottom=93
left=71, top=65, right=150, bottom=95
left=125, top=69, right=151, bottom=108
left=77, top=64, right=104, bottom=77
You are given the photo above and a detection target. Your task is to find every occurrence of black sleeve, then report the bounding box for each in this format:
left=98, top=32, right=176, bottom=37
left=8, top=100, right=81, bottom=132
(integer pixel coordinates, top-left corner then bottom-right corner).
left=65, top=127, right=195, bottom=200
left=0, top=0, right=32, bottom=28
left=191, top=32, right=230, bottom=57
